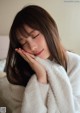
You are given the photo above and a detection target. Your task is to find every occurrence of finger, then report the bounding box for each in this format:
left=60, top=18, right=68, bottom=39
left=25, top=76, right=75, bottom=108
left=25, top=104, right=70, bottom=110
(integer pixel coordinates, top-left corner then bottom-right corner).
left=22, top=50, right=36, bottom=64
left=15, top=48, right=30, bottom=62
left=17, top=48, right=36, bottom=64
left=15, top=48, right=38, bottom=65
left=22, top=49, right=35, bottom=59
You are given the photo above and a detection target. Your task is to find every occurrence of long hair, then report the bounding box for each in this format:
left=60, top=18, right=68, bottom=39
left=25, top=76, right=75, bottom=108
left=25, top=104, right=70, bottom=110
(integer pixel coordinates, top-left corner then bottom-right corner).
left=5, top=5, right=67, bottom=87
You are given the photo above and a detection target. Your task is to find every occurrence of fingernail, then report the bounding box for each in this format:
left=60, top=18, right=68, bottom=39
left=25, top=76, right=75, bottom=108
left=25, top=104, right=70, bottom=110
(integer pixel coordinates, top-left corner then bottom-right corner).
left=15, top=48, right=18, bottom=51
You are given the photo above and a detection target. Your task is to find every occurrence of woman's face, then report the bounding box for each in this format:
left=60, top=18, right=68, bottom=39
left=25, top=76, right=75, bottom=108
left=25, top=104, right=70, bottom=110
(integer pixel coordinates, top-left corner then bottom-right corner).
left=18, top=26, right=51, bottom=59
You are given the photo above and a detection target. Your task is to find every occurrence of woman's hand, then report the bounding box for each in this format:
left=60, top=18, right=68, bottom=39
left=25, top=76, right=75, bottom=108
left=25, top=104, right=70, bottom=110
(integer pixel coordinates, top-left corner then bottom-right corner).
left=15, top=48, right=47, bottom=84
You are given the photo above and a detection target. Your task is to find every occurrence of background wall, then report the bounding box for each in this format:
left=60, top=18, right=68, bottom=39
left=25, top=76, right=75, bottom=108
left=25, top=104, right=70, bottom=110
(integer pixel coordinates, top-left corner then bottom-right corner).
left=0, top=0, right=80, bottom=54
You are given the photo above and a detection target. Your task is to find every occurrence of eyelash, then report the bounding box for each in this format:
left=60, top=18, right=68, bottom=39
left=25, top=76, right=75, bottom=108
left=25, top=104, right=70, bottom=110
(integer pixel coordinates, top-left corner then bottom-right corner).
left=22, top=33, right=40, bottom=47
left=22, top=42, right=27, bottom=47
left=32, top=33, right=40, bottom=39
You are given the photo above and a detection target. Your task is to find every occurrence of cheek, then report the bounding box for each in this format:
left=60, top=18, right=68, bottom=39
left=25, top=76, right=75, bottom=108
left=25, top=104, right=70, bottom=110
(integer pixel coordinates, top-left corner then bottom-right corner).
left=41, top=39, right=49, bottom=50
left=40, top=38, right=50, bottom=55
left=22, top=46, right=29, bottom=52
left=36, top=36, right=48, bottom=48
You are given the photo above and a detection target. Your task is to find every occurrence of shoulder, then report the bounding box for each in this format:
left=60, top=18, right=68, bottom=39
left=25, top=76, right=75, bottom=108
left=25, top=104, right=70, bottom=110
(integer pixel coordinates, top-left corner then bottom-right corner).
left=66, top=51, right=80, bottom=64
left=66, top=51, right=80, bottom=74
left=9, top=83, right=25, bottom=101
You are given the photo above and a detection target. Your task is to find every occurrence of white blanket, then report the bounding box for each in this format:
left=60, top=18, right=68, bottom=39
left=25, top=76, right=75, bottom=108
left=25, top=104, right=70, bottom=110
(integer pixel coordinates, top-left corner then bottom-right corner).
left=21, top=53, right=80, bottom=113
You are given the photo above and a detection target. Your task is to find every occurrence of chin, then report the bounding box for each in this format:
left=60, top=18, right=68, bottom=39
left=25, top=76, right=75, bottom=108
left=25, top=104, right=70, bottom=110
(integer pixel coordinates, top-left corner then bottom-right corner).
left=40, top=54, right=50, bottom=60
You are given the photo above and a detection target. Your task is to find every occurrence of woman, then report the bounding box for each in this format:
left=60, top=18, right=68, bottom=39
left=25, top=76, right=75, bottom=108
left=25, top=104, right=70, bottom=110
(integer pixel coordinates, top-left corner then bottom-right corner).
left=5, top=5, right=80, bottom=113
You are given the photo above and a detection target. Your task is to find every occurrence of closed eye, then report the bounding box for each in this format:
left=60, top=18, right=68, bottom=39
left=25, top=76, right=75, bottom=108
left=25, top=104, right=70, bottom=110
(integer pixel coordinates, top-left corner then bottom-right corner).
left=33, top=33, right=40, bottom=39
left=21, top=42, right=28, bottom=47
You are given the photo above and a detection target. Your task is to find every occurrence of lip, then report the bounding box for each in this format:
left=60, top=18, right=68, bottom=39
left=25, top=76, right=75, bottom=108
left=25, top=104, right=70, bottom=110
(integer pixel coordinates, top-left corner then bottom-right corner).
left=35, top=49, right=44, bottom=56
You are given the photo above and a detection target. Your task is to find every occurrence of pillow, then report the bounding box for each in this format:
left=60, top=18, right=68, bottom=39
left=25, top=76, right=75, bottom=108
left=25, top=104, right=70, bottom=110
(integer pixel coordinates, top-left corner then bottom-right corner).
left=0, top=59, right=6, bottom=71
left=0, top=72, right=6, bottom=78
left=0, top=59, right=6, bottom=78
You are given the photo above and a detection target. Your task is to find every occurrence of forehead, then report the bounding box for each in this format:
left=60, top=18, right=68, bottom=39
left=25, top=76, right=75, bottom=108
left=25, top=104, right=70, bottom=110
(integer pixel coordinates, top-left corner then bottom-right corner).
left=24, top=25, right=34, bottom=33
left=17, top=26, right=34, bottom=40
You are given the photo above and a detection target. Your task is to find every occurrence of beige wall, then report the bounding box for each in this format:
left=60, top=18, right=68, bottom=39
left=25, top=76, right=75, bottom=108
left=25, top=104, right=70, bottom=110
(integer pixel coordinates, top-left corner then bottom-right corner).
left=0, top=0, right=80, bottom=54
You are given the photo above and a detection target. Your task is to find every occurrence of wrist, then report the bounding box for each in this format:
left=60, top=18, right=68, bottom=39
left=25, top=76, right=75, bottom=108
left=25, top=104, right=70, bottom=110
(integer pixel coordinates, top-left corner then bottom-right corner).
left=38, top=76, right=48, bottom=84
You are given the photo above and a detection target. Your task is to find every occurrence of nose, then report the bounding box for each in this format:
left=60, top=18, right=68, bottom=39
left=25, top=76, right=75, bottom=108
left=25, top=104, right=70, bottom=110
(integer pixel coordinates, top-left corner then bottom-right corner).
left=29, top=41, right=38, bottom=52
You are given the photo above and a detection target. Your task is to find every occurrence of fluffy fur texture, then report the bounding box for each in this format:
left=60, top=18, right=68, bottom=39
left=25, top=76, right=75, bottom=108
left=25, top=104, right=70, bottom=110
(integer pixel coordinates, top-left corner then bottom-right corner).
left=22, top=53, right=80, bottom=113
left=10, top=52, right=80, bottom=113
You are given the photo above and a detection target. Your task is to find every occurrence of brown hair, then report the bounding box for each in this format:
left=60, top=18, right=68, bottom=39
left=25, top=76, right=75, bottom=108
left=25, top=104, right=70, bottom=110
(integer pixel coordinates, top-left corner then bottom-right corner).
left=5, top=5, right=67, bottom=87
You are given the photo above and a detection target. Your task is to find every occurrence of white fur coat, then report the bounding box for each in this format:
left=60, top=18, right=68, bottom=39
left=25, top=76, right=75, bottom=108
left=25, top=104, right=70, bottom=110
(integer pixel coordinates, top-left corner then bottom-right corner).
left=10, top=52, right=80, bottom=113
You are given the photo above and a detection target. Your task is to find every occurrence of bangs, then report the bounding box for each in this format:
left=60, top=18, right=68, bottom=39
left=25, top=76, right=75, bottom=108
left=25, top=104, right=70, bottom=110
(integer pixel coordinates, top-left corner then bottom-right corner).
left=16, top=25, right=29, bottom=40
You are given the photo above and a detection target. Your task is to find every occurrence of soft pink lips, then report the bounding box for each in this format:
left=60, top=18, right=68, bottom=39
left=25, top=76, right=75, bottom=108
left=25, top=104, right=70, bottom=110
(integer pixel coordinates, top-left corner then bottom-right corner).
left=34, top=49, right=44, bottom=56
left=24, top=49, right=44, bottom=56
